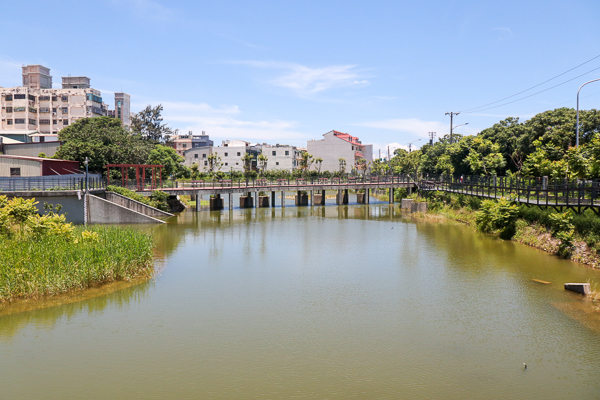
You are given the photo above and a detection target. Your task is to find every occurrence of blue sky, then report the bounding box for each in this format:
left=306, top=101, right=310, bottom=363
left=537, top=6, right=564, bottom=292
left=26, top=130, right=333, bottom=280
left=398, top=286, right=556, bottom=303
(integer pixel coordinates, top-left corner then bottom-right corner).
left=2, top=0, right=600, bottom=155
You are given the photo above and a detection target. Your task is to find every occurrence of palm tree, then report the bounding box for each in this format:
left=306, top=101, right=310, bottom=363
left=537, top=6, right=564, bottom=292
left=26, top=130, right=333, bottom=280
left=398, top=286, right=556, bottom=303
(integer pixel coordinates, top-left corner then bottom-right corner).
left=299, top=151, right=314, bottom=176
left=315, top=157, right=323, bottom=175
left=338, top=157, right=346, bottom=174
left=241, top=153, right=253, bottom=173
left=258, top=154, right=268, bottom=174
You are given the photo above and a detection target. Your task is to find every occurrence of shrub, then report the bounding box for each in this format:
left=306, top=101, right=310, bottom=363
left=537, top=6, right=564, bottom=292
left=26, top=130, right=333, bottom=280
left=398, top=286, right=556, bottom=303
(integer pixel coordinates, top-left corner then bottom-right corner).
left=475, top=197, right=519, bottom=239
left=548, top=211, right=575, bottom=257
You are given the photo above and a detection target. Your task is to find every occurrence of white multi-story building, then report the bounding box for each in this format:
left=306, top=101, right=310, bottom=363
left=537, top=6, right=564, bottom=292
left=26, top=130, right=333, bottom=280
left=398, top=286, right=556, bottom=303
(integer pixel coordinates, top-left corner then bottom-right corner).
left=0, top=65, right=130, bottom=140
left=258, top=143, right=300, bottom=171
left=307, top=130, right=373, bottom=173
left=211, top=140, right=260, bottom=172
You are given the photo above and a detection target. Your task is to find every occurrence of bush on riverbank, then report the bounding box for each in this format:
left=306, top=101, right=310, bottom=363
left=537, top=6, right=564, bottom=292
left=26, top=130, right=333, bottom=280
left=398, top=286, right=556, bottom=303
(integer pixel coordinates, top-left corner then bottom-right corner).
left=0, top=196, right=154, bottom=303
left=106, top=185, right=169, bottom=211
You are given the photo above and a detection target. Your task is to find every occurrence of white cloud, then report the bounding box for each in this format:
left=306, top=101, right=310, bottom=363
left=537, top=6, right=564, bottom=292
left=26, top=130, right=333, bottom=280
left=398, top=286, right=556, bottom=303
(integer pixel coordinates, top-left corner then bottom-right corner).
left=354, top=118, right=441, bottom=138
left=131, top=99, right=310, bottom=145
left=235, top=61, right=370, bottom=96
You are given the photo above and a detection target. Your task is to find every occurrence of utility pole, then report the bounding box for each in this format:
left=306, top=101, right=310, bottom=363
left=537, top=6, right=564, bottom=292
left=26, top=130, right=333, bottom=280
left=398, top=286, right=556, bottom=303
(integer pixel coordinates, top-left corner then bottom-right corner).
left=428, top=132, right=436, bottom=146
left=445, top=112, right=459, bottom=144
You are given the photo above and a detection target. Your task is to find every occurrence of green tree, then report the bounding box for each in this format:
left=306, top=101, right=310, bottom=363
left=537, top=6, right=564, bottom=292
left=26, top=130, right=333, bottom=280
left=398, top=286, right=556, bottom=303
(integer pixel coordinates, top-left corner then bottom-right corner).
left=241, top=153, right=254, bottom=173
left=130, top=104, right=177, bottom=143
left=258, top=153, right=268, bottom=174
left=56, top=116, right=154, bottom=173
left=338, top=157, right=346, bottom=174
left=299, top=152, right=314, bottom=175
left=205, top=153, right=223, bottom=176
left=315, top=157, right=323, bottom=174
left=147, top=145, right=185, bottom=179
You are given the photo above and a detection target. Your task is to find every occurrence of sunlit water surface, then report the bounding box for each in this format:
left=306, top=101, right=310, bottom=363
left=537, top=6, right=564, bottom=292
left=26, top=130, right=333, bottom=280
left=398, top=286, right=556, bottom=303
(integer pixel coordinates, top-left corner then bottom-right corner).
left=2, top=198, right=600, bottom=399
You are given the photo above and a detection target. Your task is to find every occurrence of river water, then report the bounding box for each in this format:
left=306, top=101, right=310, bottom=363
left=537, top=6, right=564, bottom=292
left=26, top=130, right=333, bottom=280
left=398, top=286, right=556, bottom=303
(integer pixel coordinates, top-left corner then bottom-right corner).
left=1, top=197, right=600, bottom=399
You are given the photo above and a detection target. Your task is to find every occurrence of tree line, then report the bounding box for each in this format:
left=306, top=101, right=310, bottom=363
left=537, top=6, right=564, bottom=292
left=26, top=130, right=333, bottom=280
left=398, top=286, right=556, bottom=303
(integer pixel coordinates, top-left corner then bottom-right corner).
left=371, top=108, right=600, bottom=179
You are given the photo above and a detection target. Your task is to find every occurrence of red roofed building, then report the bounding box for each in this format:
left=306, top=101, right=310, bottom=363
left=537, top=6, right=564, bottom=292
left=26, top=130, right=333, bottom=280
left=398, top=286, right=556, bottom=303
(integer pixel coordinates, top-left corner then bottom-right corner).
left=0, top=155, right=80, bottom=177
left=307, top=130, right=373, bottom=173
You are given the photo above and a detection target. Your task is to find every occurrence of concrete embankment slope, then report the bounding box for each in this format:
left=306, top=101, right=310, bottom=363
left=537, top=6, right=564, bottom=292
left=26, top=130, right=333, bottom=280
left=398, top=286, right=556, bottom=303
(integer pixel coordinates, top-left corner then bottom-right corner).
left=89, top=195, right=166, bottom=224
left=105, top=192, right=173, bottom=219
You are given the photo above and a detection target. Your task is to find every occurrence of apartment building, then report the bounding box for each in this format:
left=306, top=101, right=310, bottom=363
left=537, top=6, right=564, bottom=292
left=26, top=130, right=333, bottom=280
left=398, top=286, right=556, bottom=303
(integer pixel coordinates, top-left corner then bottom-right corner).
left=173, top=131, right=213, bottom=156
left=183, top=146, right=212, bottom=168
left=258, top=143, right=300, bottom=171
left=211, top=140, right=260, bottom=172
left=0, top=65, right=130, bottom=140
left=307, top=130, right=373, bottom=172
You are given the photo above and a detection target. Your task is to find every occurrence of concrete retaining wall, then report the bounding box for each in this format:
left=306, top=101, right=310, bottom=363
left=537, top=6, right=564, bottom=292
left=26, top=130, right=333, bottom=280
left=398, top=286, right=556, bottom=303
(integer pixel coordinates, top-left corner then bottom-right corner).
left=411, top=202, right=428, bottom=213
left=105, top=192, right=173, bottom=218
left=89, top=195, right=165, bottom=224
left=401, top=199, right=413, bottom=209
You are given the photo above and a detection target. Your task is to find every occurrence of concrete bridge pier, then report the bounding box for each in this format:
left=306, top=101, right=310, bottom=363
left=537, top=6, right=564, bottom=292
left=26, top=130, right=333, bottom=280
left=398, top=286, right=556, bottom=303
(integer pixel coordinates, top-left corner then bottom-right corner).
left=229, top=193, right=234, bottom=210
left=389, top=188, right=395, bottom=204
left=310, top=190, right=314, bottom=206
left=336, top=189, right=348, bottom=205
left=366, top=188, right=370, bottom=204
left=281, top=191, right=286, bottom=207
left=258, top=192, right=270, bottom=207
left=254, top=192, right=258, bottom=208
left=296, top=190, right=309, bottom=206
left=271, top=191, right=276, bottom=207
left=195, top=192, right=201, bottom=212
left=313, top=190, right=326, bottom=206
left=210, top=194, right=224, bottom=211
left=240, top=192, right=254, bottom=208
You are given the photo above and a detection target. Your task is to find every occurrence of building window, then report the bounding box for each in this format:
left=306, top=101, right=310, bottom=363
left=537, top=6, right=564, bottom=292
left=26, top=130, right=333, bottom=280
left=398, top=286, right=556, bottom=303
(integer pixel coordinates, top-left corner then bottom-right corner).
left=53, top=120, right=58, bottom=125
left=39, top=96, right=50, bottom=101
left=236, top=162, right=239, bottom=165
left=61, top=96, right=69, bottom=102
left=237, top=152, right=241, bottom=156
left=15, top=119, right=25, bottom=124
left=28, top=119, right=37, bottom=125
left=14, top=107, right=26, bottom=112
left=276, top=162, right=279, bottom=165
left=5, top=107, right=12, bottom=113
left=204, top=161, right=208, bottom=166
left=202, top=154, right=207, bottom=158
left=194, top=154, right=198, bottom=158
left=6, top=119, right=12, bottom=125
left=52, top=108, right=57, bottom=113
left=10, top=168, right=21, bottom=177
left=224, top=152, right=228, bottom=157
left=182, top=144, right=187, bottom=148
left=61, top=107, right=68, bottom=114
left=5, top=95, right=12, bottom=101
left=40, top=119, right=50, bottom=125
left=52, top=96, right=58, bottom=102
left=225, top=162, right=228, bottom=166
left=29, top=107, right=37, bottom=113
left=39, top=107, right=50, bottom=113
left=285, top=151, right=289, bottom=156
left=28, top=94, right=36, bottom=102
left=63, top=120, right=69, bottom=125
left=14, top=94, right=26, bottom=100
left=272, top=151, right=276, bottom=156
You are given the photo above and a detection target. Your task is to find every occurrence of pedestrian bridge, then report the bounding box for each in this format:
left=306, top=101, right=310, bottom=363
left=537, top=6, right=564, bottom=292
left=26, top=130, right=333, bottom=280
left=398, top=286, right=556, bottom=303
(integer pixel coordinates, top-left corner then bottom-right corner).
left=141, top=176, right=418, bottom=211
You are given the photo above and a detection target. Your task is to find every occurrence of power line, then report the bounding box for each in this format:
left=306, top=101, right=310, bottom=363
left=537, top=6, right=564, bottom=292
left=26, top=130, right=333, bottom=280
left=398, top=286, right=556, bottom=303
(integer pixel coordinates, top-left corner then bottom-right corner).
left=459, top=53, right=600, bottom=113
left=462, top=65, right=600, bottom=114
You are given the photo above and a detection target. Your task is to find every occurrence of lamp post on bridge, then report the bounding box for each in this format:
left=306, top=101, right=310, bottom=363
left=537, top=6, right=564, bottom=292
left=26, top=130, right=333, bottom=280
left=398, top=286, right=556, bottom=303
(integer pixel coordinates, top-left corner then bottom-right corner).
left=576, top=78, right=600, bottom=147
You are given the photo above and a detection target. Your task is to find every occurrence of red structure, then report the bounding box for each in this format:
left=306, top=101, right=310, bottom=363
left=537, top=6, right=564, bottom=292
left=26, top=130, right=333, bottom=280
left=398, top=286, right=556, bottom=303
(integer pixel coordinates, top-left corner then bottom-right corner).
left=105, top=164, right=163, bottom=191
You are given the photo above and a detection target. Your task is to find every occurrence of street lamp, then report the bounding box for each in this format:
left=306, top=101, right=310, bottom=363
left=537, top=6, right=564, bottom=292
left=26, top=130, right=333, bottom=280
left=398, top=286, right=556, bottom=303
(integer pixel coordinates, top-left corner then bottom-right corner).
left=408, top=138, right=422, bottom=152
left=576, top=78, right=600, bottom=147
left=450, top=122, right=469, bottom=144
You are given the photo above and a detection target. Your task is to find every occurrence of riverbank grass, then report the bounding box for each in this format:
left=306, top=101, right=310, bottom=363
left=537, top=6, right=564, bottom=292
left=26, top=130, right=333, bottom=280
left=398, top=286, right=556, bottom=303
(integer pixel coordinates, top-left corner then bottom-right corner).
left=0, top=196, right=154, bottom=303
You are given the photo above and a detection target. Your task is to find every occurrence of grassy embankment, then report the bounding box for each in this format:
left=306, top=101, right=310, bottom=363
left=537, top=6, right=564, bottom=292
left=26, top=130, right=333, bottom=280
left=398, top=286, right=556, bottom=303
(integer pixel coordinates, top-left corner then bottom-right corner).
left=106, top=185, right=169, bottom=211
left=0, top=196, right=154, bottom=304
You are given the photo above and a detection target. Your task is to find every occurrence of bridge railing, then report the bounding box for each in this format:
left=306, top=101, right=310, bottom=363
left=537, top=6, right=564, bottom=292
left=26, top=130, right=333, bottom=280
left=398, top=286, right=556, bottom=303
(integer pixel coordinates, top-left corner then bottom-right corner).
left=112, top=174, right=417, bottom=191
left=0, top=174, right=104, bottom=192
left=420, top=174, right=600, bottom=209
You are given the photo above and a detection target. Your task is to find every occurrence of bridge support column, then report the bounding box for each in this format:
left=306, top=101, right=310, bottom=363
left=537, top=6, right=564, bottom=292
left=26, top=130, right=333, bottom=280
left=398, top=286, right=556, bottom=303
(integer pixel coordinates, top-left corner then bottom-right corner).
left=281, top=191, right=285, bottom=207
left=254, top=191, right=258, bottom=208
left=296, top=191, right=308, bottom=206
left=195, top=192, right=201, bottom=212
left=314, top=190, right=325, bottom=206
left=229, top=193, right=233, bottom=210
left=389, top=188, right=394, bottom=204
left=271, top=191, right=275, bottom=207
left=240, top=193, right=254, bottom=208
left=366, top=188, right=370, bottom=204
left=336, top=189, right=348, bottom=205
left=209, top=194, right=224, bottom=211
left=310, top=190, right=314, bottom=206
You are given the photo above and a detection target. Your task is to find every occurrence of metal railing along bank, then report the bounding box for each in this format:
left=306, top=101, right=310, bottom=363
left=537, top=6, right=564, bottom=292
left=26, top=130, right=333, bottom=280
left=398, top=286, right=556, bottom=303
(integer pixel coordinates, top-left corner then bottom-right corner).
left=0, top=174, right=104, bottom=192
left=420, top=174, right=600, bottom=212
